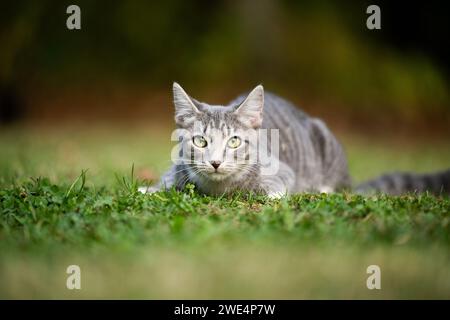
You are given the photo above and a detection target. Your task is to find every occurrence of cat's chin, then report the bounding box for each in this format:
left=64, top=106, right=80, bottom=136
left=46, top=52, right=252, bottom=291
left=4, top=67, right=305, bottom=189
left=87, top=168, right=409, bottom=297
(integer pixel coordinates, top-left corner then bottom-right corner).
left=206, top=172, right=230, bottom=181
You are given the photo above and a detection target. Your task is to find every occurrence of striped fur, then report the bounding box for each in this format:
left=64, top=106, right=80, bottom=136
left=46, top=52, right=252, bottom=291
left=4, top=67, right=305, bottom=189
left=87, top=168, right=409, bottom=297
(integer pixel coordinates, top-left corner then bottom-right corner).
left=356, top=169, right=450, bottom=195
left=140, top=83, right=449, bottom=197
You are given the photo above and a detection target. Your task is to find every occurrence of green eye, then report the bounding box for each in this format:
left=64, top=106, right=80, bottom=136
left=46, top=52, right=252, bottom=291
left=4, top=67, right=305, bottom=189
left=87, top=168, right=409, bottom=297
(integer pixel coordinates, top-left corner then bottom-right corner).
left=227, top=136, right=241, bottom=148
left=193, top=135, right=207, bottom=148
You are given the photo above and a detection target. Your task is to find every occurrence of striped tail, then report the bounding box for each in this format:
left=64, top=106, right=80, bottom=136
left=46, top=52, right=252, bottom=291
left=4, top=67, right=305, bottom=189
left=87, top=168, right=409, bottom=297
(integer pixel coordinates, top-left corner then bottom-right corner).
left=355, top=169, right=450, bottom=196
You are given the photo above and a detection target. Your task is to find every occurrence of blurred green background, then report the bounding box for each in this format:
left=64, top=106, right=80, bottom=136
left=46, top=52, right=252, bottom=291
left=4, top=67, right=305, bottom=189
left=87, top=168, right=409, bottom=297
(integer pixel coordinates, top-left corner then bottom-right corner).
left=1, top=0, right=449, bottom=134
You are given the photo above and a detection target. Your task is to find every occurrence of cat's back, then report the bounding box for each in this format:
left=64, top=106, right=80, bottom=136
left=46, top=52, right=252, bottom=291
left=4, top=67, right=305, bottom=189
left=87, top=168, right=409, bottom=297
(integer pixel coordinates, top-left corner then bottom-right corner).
left=231, top=90, right=313, bottom=167
left=230, top=90, right=350, bottom=191
left=230, top=91, right=309, bottom=129
left=260, top=91, right=309, bottom=129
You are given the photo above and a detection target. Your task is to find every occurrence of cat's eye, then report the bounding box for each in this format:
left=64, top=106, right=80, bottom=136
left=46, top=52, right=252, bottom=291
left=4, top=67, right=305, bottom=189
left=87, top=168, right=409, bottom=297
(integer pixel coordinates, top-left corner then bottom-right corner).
left=192, top=135, right=207, bottom=148
left=227, top=136, right=241, bottom=149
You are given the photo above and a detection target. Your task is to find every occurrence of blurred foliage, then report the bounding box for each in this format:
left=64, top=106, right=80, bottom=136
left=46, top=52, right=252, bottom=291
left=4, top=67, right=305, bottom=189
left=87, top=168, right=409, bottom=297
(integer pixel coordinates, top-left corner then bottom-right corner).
left=0, top=0, right=449, bottom=121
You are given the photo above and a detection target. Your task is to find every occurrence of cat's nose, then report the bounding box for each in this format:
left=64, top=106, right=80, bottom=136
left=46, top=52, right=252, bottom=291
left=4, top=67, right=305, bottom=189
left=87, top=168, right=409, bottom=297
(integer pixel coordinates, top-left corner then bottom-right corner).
left=210, top=161, right=221, bottom=170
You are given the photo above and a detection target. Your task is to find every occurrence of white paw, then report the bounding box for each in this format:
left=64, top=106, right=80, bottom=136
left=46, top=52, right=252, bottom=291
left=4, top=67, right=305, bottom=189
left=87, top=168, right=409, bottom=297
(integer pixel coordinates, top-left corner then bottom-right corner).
left=267, top=191, right=287, bottom=199
left=318, top=186, right=334, bottom=194
left=138, top=186, right=159, bottom=194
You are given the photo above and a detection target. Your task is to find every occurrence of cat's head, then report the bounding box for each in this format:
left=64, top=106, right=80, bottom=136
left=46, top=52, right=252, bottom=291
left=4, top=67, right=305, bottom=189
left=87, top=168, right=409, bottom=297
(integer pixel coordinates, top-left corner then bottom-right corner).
left=172, top=83, right=264, bottom=182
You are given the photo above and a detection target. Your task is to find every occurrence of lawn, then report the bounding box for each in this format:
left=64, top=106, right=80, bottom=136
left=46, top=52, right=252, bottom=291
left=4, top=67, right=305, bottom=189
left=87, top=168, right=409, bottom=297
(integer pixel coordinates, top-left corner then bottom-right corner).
left=0, top=125, right=449, bottom=299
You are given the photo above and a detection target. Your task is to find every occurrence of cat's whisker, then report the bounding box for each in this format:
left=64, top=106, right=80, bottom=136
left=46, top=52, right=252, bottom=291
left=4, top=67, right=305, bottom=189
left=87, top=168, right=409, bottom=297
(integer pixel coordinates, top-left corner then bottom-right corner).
left=178, top=167, right=203, bottom=188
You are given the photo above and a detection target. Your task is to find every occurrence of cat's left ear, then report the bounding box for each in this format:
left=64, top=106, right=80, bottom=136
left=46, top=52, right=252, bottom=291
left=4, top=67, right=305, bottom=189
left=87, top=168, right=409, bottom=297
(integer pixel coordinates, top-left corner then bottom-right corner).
left=234, top=85, right=264, bottom=128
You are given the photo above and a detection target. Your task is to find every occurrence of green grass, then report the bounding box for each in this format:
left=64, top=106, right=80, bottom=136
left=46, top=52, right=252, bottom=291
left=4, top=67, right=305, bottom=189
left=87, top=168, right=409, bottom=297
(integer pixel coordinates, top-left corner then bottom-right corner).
left=0, top=126, right=449, bottom=299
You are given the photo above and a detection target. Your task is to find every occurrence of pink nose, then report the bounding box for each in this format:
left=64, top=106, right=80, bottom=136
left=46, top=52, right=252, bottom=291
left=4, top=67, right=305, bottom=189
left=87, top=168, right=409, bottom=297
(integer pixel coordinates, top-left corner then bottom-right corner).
left=210, top=161, right=221, bottom=169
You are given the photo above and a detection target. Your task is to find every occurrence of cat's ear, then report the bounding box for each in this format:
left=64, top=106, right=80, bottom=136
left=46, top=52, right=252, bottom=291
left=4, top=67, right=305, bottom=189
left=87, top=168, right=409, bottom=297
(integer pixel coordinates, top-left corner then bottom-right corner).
left=234, top=85, right=264, bottom=128
left=173, top=82, right=201, bottom=127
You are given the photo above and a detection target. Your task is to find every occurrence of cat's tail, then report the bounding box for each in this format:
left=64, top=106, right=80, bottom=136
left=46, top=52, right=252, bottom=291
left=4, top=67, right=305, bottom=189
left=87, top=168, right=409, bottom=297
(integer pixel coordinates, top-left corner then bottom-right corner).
left=355, top=168, right=450, bottom=195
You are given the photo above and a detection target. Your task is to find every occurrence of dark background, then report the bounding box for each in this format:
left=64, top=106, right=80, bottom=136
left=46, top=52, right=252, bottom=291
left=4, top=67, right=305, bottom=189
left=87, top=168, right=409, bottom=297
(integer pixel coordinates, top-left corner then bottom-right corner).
left=1, top=0, right=449, bottom=136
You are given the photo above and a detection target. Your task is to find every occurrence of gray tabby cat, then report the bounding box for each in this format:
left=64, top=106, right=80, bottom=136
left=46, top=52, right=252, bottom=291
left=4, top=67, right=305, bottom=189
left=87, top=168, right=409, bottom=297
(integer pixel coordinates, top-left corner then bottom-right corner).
left=139, top=83, right=449, bottom=197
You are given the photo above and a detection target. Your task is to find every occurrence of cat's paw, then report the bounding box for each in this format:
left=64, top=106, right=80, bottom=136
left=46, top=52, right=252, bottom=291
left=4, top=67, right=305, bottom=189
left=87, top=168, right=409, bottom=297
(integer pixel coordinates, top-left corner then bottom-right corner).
left=318, top=186, right=334, bottom=194
left=267, top=191, right=287, bottom=199
left=138, top=186, right=160, bottom=194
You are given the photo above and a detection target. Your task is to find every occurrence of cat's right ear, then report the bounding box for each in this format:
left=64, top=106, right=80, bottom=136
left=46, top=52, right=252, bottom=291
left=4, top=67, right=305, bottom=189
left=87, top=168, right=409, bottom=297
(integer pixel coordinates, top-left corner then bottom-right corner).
left=173, top=82, right=201, bottom=127
left=233, top=85, right=264, bottom=128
